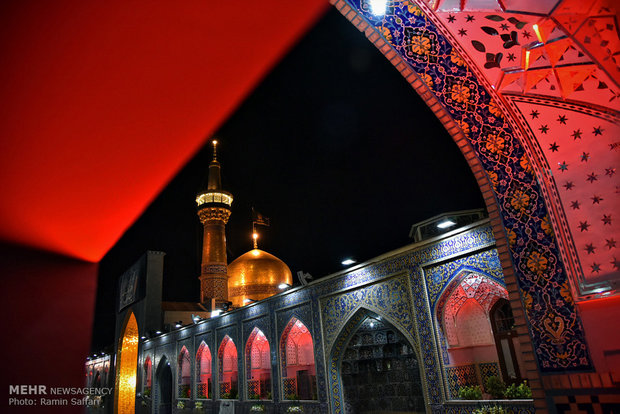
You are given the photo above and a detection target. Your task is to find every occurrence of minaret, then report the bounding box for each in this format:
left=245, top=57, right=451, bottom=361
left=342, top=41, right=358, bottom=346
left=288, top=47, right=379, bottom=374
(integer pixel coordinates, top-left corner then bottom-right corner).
left=196, top=140, right=233, bottom=307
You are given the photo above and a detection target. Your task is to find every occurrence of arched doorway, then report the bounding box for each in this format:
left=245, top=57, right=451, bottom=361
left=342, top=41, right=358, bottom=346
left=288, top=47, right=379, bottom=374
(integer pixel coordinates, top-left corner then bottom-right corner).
left=155, top=356, right=173, bottom=414
left=115, top=311, right=139, bottom=414
left=218, top=335, right=239, bottom=399
left=337, top=310, right=424, bottom=414
left=177, top=346, right=191, bottom=399
left=280, top=317, right=317, bottom=401
left=491, top=298, right=522, bottom=384
left=435, top=272, right=512, bottom=398
left=196, top=341, right=212, bottom=399
left=246, top=327, right=272, bottom=400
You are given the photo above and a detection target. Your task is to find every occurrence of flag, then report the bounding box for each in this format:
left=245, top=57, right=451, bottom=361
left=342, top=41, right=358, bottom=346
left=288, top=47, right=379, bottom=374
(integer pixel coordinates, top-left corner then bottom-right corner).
left=252, top=208, right=270, bottom=227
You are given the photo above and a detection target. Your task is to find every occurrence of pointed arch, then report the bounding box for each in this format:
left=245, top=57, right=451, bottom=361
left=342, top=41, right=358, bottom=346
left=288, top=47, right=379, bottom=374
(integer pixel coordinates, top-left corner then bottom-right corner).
left=245, top=327, right=272, bottom=400
left=196, top=341, right=212, bottom=399
left=143, top=355, right=152, bottom=396
left=218, top=335, right=238, bottom=399
left=327, top=307, right=425, bottom=414
left=280, top=317, right=317, bottom=400
left=436, top=272, right=508, bottom=348
left=331, top=305, right=421, bottom=360
left=114, top=311, right=139, bottom=414
left=155, top=356, right=173, bottom=414
left=433, top=271, right=516, bottom=398
left=177, top=346, right=191, bottom=399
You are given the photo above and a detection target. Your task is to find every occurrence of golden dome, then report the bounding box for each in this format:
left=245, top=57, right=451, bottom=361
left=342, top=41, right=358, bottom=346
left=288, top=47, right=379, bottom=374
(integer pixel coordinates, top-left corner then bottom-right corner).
left=227, top=249, right=293, bottom=308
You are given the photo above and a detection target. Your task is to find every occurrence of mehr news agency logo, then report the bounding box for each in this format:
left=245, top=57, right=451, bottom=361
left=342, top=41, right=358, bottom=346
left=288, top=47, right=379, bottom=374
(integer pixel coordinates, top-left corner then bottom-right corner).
left=9, top=385, right=113, bottom=407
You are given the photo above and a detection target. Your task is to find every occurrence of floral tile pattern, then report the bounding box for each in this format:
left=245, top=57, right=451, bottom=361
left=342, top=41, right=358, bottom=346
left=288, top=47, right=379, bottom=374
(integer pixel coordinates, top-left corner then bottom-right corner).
left=343, top=0, right=593, bottom=373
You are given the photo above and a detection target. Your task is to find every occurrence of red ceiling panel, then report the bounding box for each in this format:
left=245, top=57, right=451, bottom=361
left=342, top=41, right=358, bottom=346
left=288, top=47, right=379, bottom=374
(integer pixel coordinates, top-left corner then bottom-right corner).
left=0, top=0, right=328, bottom=262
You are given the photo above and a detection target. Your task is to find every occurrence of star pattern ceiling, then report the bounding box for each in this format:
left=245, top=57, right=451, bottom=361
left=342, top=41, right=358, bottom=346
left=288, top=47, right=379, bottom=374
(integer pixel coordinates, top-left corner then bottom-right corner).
left=513, top=101, right=619, bottom=283
left=424, top=0, right=619, bottom=297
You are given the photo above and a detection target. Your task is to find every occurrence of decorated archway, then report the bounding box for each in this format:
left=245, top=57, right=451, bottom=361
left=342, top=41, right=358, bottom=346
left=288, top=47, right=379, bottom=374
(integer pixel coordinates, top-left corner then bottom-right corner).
left=245, top=327, right=272, bottom=400
left=328, top=307, right=425, bottom=414
left=196, top=341, right=212, bottom=399
left=218, top=335, right=239, bottom=399
left=331, top=1, right=619, bottom=409
left=280, top=317, right=318, bottom=401
left=434, top=271, right=518, bottom=398
left=114, top=311, right=139, bottom=414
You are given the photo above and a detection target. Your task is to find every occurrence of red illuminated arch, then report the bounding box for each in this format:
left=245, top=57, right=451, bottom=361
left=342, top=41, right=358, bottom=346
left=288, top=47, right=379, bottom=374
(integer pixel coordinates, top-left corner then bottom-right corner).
left=218, top=335, right=238, bottom=399
left=196, top=341, right=212, bottom=399
left=177, top=346, right=191, bottom=399
left=280, top=317, right=317, bottom=400
left=245, top=327, right=272, bottom=400
left=143, top=356, right=152, bottom=396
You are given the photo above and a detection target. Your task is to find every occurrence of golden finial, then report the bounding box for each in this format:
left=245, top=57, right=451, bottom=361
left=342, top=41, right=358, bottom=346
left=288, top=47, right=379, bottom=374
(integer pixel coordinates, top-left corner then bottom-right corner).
left=211, top=140, right=218, bottom=161
left=252, top=232, right=258, bottom=249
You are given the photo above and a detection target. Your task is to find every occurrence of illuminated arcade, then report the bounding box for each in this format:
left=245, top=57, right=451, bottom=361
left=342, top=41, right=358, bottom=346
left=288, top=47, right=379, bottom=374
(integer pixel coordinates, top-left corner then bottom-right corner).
left=107, top=147, right=534, bottom=414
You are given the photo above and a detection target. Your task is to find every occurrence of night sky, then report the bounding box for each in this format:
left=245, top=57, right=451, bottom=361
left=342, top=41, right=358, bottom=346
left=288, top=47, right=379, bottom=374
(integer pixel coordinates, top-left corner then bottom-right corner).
left=92, top=9, right=485, bottom=350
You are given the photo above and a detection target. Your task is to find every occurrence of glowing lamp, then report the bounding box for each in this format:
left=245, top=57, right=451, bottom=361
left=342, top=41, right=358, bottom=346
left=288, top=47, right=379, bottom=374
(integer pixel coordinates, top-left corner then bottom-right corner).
left=278, top=283, right=291, bottom=290
left=342, top=259, right=356, bottom=265
left=211, top=310, right=222, bottom=317
left=437, top=220, right=456, bottom=229
left=369, top=0, right=387, bottom=15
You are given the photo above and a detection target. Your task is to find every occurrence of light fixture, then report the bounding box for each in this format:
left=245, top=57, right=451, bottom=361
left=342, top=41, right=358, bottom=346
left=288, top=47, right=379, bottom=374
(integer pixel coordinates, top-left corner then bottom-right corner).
left=211, top=309, right=221, bottom=317
left=370, top=322, right=375, bottom=328
left=175, top=321, right=182, bottom=328
left=278, top=283, right=291, bottom=290
left=155, top=330, right=162, bottom=335
left=141, top=336, right=147, bottom=340
left=341, top=258, right=356, bottom=266
left=369, top=0, right=387, bottom=15
left=437, top=219, right=456, bottom=229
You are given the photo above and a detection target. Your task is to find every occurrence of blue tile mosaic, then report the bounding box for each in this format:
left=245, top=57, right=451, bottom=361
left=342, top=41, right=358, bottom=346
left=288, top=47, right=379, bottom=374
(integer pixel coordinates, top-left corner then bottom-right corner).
left=342, top=0, right=592, bottom=373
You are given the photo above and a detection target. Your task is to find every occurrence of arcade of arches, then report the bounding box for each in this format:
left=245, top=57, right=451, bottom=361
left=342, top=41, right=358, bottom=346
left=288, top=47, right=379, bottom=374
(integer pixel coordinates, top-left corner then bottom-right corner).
left=125, top=222, right=549, bottom=413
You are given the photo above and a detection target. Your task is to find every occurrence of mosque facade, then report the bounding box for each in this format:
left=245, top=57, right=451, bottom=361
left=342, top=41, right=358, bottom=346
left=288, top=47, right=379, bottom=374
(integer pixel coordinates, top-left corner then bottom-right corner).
left=105, top=146, right=541, bottom=414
